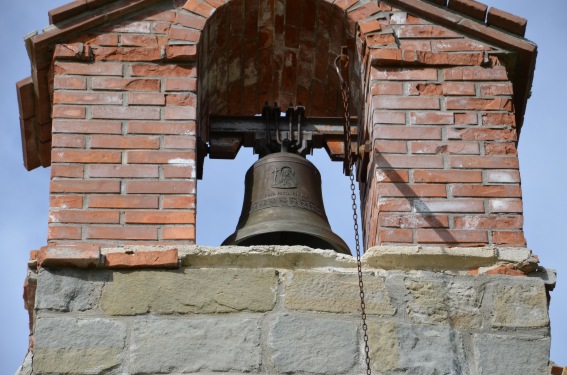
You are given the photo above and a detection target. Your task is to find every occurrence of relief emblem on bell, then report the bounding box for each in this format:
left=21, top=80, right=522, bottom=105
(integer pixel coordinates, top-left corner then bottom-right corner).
left=272, top=166, right=297, bottom=189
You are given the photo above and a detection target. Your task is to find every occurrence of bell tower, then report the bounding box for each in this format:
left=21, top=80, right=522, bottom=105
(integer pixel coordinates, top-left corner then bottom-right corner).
left=14, top=0, right=558, bottom=374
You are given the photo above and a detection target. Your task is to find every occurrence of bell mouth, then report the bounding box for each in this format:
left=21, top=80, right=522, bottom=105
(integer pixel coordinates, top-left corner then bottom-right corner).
left=222, top=221, right=351, bottom=255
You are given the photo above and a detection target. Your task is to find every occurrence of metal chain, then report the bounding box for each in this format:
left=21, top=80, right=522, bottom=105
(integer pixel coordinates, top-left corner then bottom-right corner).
left=335, top=53, right=372, bottom=375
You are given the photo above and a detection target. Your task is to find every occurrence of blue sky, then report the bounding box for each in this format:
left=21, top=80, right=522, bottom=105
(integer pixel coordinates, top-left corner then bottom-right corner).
left=1, top=1, right=565, bottom=373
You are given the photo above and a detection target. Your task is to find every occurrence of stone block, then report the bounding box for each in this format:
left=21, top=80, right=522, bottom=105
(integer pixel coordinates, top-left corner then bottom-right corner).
left=405, top=276, right=481, bottom=327
left=35, top=268, right=109, bottom=311
left=130, top=316, right=262, bottom=373
left=474, top=334, right=550, bottom=375
left=492, top=280, right=549, bottom=328
left=367, top=320, right=466, bottom=374
left=285, top=270, right=395, bottom=315
left=33, top=316, right=126, bottom=374
left=268, top=314, right=358, bottom=374
left=100, top=268, right=278, bottom=315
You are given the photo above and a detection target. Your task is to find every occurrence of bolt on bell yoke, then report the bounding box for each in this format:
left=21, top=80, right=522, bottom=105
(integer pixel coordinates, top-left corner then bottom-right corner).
left=222, top=104, right=350, bottom=255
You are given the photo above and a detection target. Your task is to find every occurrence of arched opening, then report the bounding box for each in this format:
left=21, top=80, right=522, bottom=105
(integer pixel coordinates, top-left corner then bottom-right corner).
left=195, top=0, right=366, bottom=252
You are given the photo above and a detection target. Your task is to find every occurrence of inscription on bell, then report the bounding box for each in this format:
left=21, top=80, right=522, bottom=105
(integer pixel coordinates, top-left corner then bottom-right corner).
left=272, top=166, right=297, bottom=189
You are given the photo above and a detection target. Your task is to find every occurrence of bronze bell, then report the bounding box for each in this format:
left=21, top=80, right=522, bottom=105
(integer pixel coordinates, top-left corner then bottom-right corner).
left=222, top=152, right=350, bottom=255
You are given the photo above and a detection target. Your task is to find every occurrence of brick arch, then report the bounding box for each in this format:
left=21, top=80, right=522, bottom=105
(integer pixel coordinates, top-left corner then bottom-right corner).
left=177, top=0, right=383, bottom=143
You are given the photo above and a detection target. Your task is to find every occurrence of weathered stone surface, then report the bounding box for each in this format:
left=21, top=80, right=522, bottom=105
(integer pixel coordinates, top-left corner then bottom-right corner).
left=285, top=270, right=395, bottom=315
left=268, top=314, right=358, bottom=374
left=368, top=320, right=399, bottom=372
left=130, top=316, right=262, bottom=373
left=100, top=268, right=278, bottom=315
left=35, top=268, right=108, bottom=311
left=33, top=317, right=126, bottom=374
left=492, top=281, right=549, bottom=328
left=474, top=334, right=550, bottom=375
left=405, top=276, right=481, bottom=327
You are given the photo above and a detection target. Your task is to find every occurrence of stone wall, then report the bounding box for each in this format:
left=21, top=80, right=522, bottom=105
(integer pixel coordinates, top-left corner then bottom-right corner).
left=21, top=245, right=553, bottom=374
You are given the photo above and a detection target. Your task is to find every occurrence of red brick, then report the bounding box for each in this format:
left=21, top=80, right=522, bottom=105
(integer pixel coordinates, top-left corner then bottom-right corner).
left=165, top=94, right=197, bottom=106
left=92, top=106, right=160, bottom=120
left=492, top=231, right=526, bottom=245
left=163, top=165, right=195, bottom=178
left=409, top=112, right=453, bottom=125
left=446, top=98, right=512, bottom=111
left=88, top=164, right=159, bottom=178
left=105, top=249, right=178, bottom=268
left=87, top=227, right=159, bottom=241
left=52, top=134, right=86, bottom=148
left=373, top=111, right=406, bottom=124
left=50, top=195, right=83, bottom=209
left=49, top=210, right=120, bottom=224
left=396, top=25, right=461, bottom=38
left=358, top=18, right=382, bottom=34
left=376, top=170, right=409, bottom=183
left=415, top=199, right=485, bottom=213
left=54, top=92, right=123, bottom=105
left=377, top=197, right=412, bottom=212
left=164, top=78, right=198, bottom=92
left=489, top=199, right=523, bottom=213
left=371, top=82, right=403, bottom=96
left=165, top=45, right=197, bottom=61
left=441, top=82, right=476, bottom=96
left=366, top=33, right=397, bottom=47
left=162, top=226, right=196, bottom=240
left=128, top=93, right=166, bottom=106
left=379, top=214, right=449, bottom=228
left=377, top=183, right=446, bottom=197
left=450, top=156, right=519, bottom=169
left=50, top=180, right=121, bottom=193
left=152, top=22, right=171, bottom=34
left=51, top=165, right=84, bottom=178
left=127, top=121, right=196, bottom=135
left=162, top=196, right=196, bottom=209
left=415, top=229, right=488, bottom=243
left=38, top=244, right=100, bottom=268
left=450, top=184, right=521, bottom=198
left=432, top=40, right=491, bottom=52
left=407, top=83, right=443, bottom=96
left=376, top=154, right=444, bottom=169
left=447, top=128, right=516, bottom=142
left=410, top=141, right=480, bottom=155
left=126, top=180, right=195, bottom=194
left=106, top=21, right=152, bottom=33
left=54, top=76, right=87, bottom=90
left=482, top=113, right=516, bottom=126
left=454, top=113, right=478, bottom=125
left=130, top=64, right=196, bottom=77
left=125, top=210, right=196, bottom=224
left=374, top=96, right=440, bottom=110
left=370, top=49, right=403, bottom=64
left=52, top=119, right=122, bottom=134
left=480, top=83, right=513, bottom=96
left=88, top=195, right=159, bottom=209
left=444, top=67, right=508, bottom=81
left=90, top=135, right=160, bottom=149
left=54, top=61, right=123, bottom=76
left=454, top=215, right=522, bottom=229
left=375, top=126, right=441, bottom=140
left=164, top=106, right=197, bottom=120
left=127, top=151, right=195, bottom=164
left=487, top=7, right=527, bottom=36
left=486, top=170, right=520, bottom=183
left=485, top=143, right=517, bottom=155
left=163, top=136, right=196, bottom=150
left=378, top=229, right=413, bottom=243
left=92, top=78, right=161, bottom=91
left=371, top=67, right=438, bottom=81
left=51, top=150, right=121, bottom=164
left=120, top=35, right=159, bottom=47
left=484, top=264, right=525, bottom=276
left=374, top=140, right=407, bottom=154
left=447, top=0, right=487, bottom=21
left=169, top=27, right=201, bottom=42
left=48, top=226, right=82, bottom=240
left=174, top=11, right=207, bottom=30
left=52, top=106, right=86, bottom=119
left=414, top=51, right=483, bottom=66
left=414, top=170, right=482, bottom=183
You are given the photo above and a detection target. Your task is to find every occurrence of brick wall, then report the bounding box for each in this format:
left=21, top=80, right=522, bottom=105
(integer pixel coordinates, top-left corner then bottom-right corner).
left=21, top=0, right=532, bottom=250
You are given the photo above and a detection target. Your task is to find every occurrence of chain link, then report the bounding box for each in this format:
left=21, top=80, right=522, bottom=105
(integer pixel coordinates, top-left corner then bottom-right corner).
left=335, top=53, right=372, bottom=375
